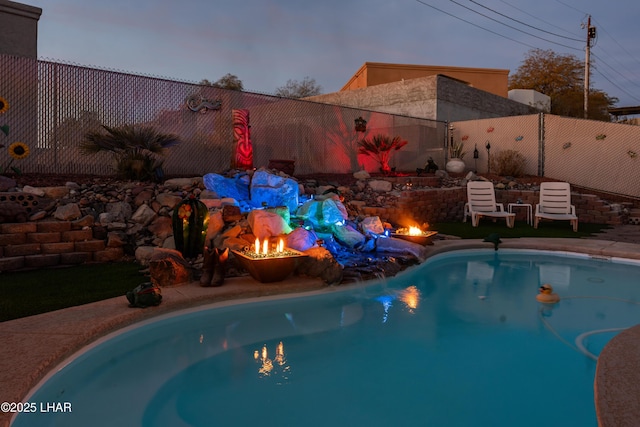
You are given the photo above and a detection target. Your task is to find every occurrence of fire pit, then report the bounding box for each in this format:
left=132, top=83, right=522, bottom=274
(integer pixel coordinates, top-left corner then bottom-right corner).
left=231, top=238, right=307, bottom=283
left=391, top=226, right=437, bottom=246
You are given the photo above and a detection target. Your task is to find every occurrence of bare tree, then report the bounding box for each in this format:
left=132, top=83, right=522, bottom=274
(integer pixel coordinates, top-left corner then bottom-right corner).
left=275, top=76, right=323, bottom=98
left=199, top=73, right=244, bottom=91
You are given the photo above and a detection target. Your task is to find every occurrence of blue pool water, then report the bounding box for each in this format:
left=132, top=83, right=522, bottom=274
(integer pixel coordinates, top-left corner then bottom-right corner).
left=13, top=249, right=640, bottom=427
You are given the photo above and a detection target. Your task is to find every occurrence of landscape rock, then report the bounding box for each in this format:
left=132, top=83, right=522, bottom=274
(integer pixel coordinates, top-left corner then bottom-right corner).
left=296, top=246, right=343, bottom=285
left=54, top=203, right=81, bottom=220
left=149, top=248, right=192, bottom=287
left=250, top=169, right=299, bottom=213
left=368, top=179, right=393, bottom=192
left=247, top=209, right=293, bottom=239
left=0, top=175, right=16, bottom=191
left=353, top=170, right=370, bottom=180
left=0, top=201, right=28, bottom=223
left=376, top=237, right=429, bottom=261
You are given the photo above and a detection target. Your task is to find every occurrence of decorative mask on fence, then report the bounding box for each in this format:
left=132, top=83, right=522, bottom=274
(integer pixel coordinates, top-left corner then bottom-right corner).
left=232, top=109, right=253, bottom=170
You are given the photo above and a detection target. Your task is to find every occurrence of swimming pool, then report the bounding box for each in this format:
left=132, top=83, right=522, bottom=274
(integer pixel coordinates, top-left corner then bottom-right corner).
left=13, top=249, right=640, bottom=427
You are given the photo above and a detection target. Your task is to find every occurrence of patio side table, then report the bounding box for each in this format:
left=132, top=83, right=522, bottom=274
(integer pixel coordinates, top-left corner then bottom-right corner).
left=508, top=203, right=532, bottom=226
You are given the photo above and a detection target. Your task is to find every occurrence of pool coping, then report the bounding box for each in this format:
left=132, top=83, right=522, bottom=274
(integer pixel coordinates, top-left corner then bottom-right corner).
left=1, top=237, right=639, bottom=427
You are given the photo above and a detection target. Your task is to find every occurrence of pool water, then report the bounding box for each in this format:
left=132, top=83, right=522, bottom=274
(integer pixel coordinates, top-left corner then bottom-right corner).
left=13, top=250, right=640, bottom=427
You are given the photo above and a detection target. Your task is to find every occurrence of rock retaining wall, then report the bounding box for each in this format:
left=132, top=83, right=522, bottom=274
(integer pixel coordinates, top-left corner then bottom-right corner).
left=363, top=188, right=628, bottom=226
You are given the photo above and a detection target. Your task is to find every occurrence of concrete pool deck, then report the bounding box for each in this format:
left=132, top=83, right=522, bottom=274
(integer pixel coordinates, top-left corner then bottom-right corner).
left=1, top=232, right=640, bottom=427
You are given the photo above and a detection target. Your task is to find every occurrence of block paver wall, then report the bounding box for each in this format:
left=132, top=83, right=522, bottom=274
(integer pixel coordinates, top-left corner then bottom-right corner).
left=0, top=221, right=123, bottom=272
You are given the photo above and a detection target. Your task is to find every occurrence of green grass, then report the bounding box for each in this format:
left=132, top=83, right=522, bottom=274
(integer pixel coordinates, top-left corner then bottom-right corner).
left=432, top=220, right=611, bottom=239
left=0, top=262, right=146, bottom=322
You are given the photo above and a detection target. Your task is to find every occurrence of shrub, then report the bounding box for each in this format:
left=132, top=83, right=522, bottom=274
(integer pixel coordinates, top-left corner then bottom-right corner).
left=80, top=125, right=181, bottom=181
left=357, top=134, right=408, bottom=174
left=491, top=149, right=526, bottom=177
left=449, top=141, right=466, bottom=159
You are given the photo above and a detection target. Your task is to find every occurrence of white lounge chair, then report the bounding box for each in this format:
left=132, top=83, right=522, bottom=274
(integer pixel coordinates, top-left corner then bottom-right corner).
left=466, top=181, right=515, bottom=228
left=534, top=182, right=578, bottom=232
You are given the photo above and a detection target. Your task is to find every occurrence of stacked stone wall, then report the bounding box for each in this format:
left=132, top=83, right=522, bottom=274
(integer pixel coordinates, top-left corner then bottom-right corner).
left=363, top=188, right=627, bottom=227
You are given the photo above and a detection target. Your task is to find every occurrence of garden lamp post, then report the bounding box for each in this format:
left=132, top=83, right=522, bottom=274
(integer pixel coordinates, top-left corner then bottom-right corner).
left=473, top=144, right=479, bottom=172
left=354, top=117, right=367, bottom=133
left=449, top=123, right=454, bottom=159
left=485, top=141, right=491, bottom=173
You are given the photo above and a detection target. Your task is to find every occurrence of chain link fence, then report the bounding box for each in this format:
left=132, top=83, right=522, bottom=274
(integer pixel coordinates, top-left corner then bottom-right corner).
left=453, top=114, right=640, bottom=199
left=0, top=54, right=445, bottom=177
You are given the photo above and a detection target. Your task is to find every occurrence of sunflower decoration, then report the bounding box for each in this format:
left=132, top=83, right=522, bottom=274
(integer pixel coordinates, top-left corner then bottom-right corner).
left=8, top=142, right=29, bottom=160
left=0, top=96, right=9, bottom=114
left=1, top=141, right=31, bottom=175
left=0, top=96, right=8, bottom=137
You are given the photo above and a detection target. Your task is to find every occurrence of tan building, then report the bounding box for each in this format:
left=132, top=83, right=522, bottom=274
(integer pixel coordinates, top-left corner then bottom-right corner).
left=341, top=62, right=510, bottom=98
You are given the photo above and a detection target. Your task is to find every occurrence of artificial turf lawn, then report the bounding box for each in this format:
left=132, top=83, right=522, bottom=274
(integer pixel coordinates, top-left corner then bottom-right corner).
left=0, top=262, right=146, bottom=322
left=432, top=220, right=610, bottom=239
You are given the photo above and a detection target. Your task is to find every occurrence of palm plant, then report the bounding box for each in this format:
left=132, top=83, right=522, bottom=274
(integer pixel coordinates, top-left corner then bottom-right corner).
left=80, top=125, right=181, bottom=181
left=357, top=134, right=408, bottom=174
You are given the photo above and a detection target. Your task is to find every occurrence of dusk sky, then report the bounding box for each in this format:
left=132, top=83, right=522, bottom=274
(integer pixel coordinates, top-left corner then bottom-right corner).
left=25, top=0, right=640, bottom=107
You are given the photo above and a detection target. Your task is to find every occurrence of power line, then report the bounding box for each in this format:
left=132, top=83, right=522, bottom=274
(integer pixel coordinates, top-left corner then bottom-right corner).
left=446, top=0, right=582, bottom=51
left=468, top=0, right=583, bottom=42
left=591, top=53, right=640, bottom=102
left=553, top=0, right=587, bottom=15
left=592, top=50, right=640, bottom=92
left=592, top=18, right=640, bottom=75
left=413, top=0, right=538, bottom=49
left=591, top=65, right=640, bottom=103
left=497, top=0, right=582, bottom=39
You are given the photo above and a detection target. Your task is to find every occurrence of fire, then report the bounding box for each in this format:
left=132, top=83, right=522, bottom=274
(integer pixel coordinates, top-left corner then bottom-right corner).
left=253, top=237, right=286, bottom=256
left=408, top=226, right=423, bottom=236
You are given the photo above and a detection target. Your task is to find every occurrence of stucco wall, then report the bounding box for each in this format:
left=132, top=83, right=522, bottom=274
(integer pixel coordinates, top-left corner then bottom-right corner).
left=308, top=75, right=536, bottom=123
left=0, top=0, right=41, bottom=58
left=341, top=62, right=509, bottom=97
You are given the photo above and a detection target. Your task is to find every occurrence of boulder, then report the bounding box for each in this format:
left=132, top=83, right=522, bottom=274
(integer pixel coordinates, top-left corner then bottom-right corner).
left=368, top=180, right=392, bottom=192
left=0, top=201, right=28, bottom=223
left=360, top=216, right=384, bottom=235
left=353, top=170, right=370, bottom=180
left=147, top=216, right=173, bottom=241
left=332, top=224, right=365, bottom=248
left=247, top=209, right=292, bottom=240
left=203, top=173, right=250, bottom=201
left=285, top=227, right=318, bottom=252
left=54, top=203, right=82, bottom=221
left=249, top=169, right=299, bottom=213
left=296, top=246, right=343, bottom=285
left=297, top=197, right=348, bottom=230
left=106, top=201, right=132, bottom=223
left=131, top=204, right=157, bottom=226
left=149, top=248, right=192, bottom=287
left=163, top=177, right=203, bottom=190
left=0, top=176, right=16, bottom=191
left=376, top=237, right=429, bottom=261
left=22, top=185, right=45, bottom=197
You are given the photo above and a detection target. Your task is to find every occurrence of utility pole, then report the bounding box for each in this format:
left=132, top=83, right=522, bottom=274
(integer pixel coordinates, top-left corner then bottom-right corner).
left=584, top=15, right=596, bottom=119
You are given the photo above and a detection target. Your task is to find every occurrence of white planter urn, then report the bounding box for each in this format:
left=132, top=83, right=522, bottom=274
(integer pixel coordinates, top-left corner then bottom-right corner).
left=445, top=158, right=465, bottom=173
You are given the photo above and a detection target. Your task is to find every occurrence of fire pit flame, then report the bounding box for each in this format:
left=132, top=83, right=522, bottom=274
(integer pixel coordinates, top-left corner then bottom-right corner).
left=392, top=226, right=437, bottom=246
